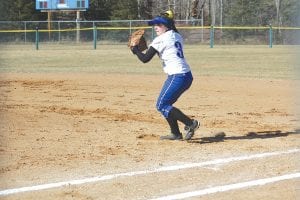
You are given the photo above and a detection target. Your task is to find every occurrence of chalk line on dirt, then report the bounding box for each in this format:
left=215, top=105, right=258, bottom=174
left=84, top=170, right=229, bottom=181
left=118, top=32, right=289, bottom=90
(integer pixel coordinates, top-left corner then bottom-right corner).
left=0, top=149, right=299, bottom=196
left=148, top=172, right=300, bottom=200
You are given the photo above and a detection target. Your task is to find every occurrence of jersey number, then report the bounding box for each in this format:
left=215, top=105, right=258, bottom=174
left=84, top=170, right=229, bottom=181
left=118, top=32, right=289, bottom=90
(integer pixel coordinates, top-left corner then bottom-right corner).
left=175, top=41, right=184, bottom=58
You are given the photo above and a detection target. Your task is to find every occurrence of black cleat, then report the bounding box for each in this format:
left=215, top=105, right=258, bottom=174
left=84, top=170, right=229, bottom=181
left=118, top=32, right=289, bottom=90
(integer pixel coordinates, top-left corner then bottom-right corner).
left=184, top=120, right=200, bottom=140
left=160, top=133, right=183, bottom=140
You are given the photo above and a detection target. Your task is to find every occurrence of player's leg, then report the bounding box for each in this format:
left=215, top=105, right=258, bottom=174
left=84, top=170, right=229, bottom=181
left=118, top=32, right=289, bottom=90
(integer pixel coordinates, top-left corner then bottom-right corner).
left=165, top=72, right=199, bottom=140
left=156, top=75, right=182, bottom=140
left=160, top=113, right=183, bottom=140
left=156, top=72, right=193, bottom=116
left=169, top=107, right=200, bottom=140
left=156, top=72, right=198, bottom=140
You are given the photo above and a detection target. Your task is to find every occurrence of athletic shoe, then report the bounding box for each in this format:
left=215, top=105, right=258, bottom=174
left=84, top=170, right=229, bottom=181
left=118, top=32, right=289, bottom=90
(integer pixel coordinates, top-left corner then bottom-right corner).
left=184, top=120, right=200, bottom=140
left=160, top=133, right=183, bottom=140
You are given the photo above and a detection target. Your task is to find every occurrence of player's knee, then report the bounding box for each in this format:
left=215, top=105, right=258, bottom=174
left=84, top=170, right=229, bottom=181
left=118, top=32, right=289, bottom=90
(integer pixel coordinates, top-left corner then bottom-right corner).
left=156, top=103, right=163, bottom=113
left=156, top=103, right=173, bottom=118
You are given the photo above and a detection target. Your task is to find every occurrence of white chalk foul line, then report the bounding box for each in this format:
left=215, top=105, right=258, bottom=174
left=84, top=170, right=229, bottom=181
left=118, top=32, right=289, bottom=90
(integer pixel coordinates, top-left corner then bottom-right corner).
left=0, top=149, right=299, bottom=196
left=148, top=172, right=300, bottom=200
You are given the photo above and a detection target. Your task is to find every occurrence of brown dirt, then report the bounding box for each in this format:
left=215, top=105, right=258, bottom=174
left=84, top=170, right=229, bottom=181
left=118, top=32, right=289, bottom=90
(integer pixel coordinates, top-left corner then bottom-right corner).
left=0, top=73, right=299, bottom=200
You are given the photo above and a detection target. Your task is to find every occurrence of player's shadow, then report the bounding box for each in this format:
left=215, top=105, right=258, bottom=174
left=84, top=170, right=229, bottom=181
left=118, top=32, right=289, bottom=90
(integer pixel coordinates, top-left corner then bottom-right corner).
left=190, top=129, right=300, bottom=144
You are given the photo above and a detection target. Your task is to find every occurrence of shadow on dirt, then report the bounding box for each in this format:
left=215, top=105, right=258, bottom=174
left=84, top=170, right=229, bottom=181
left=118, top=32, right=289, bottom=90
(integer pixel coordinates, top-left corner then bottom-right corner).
left=190, top=129, right=300, bottom=144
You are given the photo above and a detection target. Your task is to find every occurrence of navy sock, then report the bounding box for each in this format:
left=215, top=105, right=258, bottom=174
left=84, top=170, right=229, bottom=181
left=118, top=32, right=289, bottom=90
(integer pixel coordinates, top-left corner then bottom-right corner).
left=166, top=114, right=181, bottom=136
left=169, top=107, right=192, bottom=126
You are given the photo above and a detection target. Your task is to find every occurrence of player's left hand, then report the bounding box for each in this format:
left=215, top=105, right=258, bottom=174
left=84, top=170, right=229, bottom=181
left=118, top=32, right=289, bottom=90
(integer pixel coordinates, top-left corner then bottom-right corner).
left=128, top=29, right=148, bottom=51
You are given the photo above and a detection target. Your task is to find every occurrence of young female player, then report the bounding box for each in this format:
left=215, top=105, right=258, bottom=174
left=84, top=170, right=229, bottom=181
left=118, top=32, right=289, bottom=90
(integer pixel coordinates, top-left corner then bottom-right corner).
left=131, top=13, right=199, bottom=140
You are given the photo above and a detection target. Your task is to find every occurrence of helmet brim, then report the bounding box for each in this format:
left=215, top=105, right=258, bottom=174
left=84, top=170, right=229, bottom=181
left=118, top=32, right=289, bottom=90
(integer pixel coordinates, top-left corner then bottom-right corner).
left=148, top=16, right=169, bottom=26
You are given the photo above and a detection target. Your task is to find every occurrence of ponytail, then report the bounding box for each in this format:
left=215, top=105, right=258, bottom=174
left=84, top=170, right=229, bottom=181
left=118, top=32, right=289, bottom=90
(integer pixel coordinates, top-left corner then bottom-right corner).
left=160, top=10, right=179, bottom=33
left=170, top=21, right=179, bottom=33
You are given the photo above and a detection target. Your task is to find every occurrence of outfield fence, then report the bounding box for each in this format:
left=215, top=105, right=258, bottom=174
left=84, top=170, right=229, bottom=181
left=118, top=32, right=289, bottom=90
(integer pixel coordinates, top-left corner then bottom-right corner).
left=0, top=20, right=299, bottom=49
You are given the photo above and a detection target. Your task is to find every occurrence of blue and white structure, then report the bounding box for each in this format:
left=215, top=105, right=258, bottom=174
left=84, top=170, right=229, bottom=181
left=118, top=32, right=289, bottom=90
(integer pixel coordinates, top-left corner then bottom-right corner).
left=36, top=0, right=89, bottom=10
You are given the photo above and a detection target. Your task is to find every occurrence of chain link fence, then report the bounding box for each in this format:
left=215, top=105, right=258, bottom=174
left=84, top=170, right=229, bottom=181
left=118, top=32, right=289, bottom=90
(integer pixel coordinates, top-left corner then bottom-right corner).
left=0, top=20, right=299, bottom=46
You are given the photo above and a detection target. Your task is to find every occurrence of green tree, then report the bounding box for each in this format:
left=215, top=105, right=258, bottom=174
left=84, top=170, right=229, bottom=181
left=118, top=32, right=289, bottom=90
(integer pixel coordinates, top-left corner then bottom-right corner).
left=0, top=0, right=46, bottom=21
left=0, top=0, right=10, bottom=20
left=223, top=0, right=299, bottom=27
left=110, top=0, right=138, bottom=20
left=279, top=0, right=300, bottom=26
left=223, top=0, right=274, bottom=26
left=84, top=0, right=113, bottom=20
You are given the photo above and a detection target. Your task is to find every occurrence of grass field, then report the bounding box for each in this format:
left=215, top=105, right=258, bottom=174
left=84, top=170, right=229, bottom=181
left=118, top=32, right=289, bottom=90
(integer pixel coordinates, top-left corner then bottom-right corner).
left=0, top=44, right=299, bottom=79
left=0, top=44, right=299, bottom=199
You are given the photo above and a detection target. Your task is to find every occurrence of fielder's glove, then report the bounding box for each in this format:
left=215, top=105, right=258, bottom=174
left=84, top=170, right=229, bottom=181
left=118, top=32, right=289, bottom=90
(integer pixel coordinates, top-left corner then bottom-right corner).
left=128, top=29, right=148, bottom=52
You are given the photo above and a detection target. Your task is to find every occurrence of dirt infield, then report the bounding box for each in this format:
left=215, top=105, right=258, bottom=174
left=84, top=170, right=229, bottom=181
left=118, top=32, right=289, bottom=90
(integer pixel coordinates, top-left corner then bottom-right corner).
left=0, top=71, right=299, bottom=199
left=0, top=44, right=299, bottom=199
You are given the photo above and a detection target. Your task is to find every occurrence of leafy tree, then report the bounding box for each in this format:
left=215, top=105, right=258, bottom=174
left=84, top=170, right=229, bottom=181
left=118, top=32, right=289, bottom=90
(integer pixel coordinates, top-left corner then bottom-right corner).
left=110, top=0, right=138, bottom=20
left=0, top=0, right=10, bottom=20
left=0, top=0, right=46, bottom=21
left=84, top=0, right=113, bottom=20
left=223, top=0, right=271, bottom=26
left=279, top=0, right=300, bottom=26
left=0, top=0, right=298, bottom=27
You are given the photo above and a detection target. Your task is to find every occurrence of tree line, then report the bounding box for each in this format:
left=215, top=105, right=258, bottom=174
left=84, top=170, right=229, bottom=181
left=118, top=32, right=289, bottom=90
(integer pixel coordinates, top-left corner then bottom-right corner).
left=0, top=0, right=299, bottom=27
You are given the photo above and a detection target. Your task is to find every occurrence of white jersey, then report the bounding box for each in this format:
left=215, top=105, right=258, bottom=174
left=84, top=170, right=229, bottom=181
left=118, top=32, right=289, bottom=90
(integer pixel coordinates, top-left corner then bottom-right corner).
left=150, top=30, right=191, bottom=75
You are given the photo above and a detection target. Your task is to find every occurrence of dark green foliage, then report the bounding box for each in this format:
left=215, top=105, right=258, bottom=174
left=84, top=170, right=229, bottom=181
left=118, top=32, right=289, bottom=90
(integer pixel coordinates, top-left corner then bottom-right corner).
left=0, top=0, right=299, bottom=28
left=110, top=0, right=138, bottom=20
left=84, top=0, right=113, bottom=20
left=0, top=0, right=46, bottom=21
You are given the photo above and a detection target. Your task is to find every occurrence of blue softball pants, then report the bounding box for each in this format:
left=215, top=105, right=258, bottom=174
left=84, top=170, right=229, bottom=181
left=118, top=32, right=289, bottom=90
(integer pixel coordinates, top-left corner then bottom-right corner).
left=156, top=71, right=193, bottom=118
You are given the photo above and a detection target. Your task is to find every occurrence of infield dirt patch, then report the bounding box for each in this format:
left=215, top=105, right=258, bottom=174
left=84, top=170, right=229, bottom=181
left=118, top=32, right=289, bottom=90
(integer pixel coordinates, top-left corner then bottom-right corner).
left=0, top=45, right=299, bottom=199
left=0, top=72, right=299, bottom=199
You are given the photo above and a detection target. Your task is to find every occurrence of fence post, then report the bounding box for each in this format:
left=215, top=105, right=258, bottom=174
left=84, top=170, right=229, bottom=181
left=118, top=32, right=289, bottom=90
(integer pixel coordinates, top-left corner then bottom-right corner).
left=269, top=24, right=273, bottom=48
left=58, top=21, right=61, bottom=43
left=129, top=20, right=132, bottom=35
left=93, top=26, right=97, bottom=50
left=210, top=25, right=214, bottom=48
left=35, top=27, right=39, bottom=50
left=24, top=22, right=27, bottom=44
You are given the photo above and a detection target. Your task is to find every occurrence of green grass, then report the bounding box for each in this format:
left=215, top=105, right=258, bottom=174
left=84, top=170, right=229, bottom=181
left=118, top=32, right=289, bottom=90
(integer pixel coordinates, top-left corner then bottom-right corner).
left=186, top=45, right=299, bottom=79
left=0, top=44, right=299, bottom=79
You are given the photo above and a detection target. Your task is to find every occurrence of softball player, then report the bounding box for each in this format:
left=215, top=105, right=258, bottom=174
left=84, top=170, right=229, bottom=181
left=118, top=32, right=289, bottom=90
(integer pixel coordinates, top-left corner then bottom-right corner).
left=131, top=13, right=199, bottom=140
